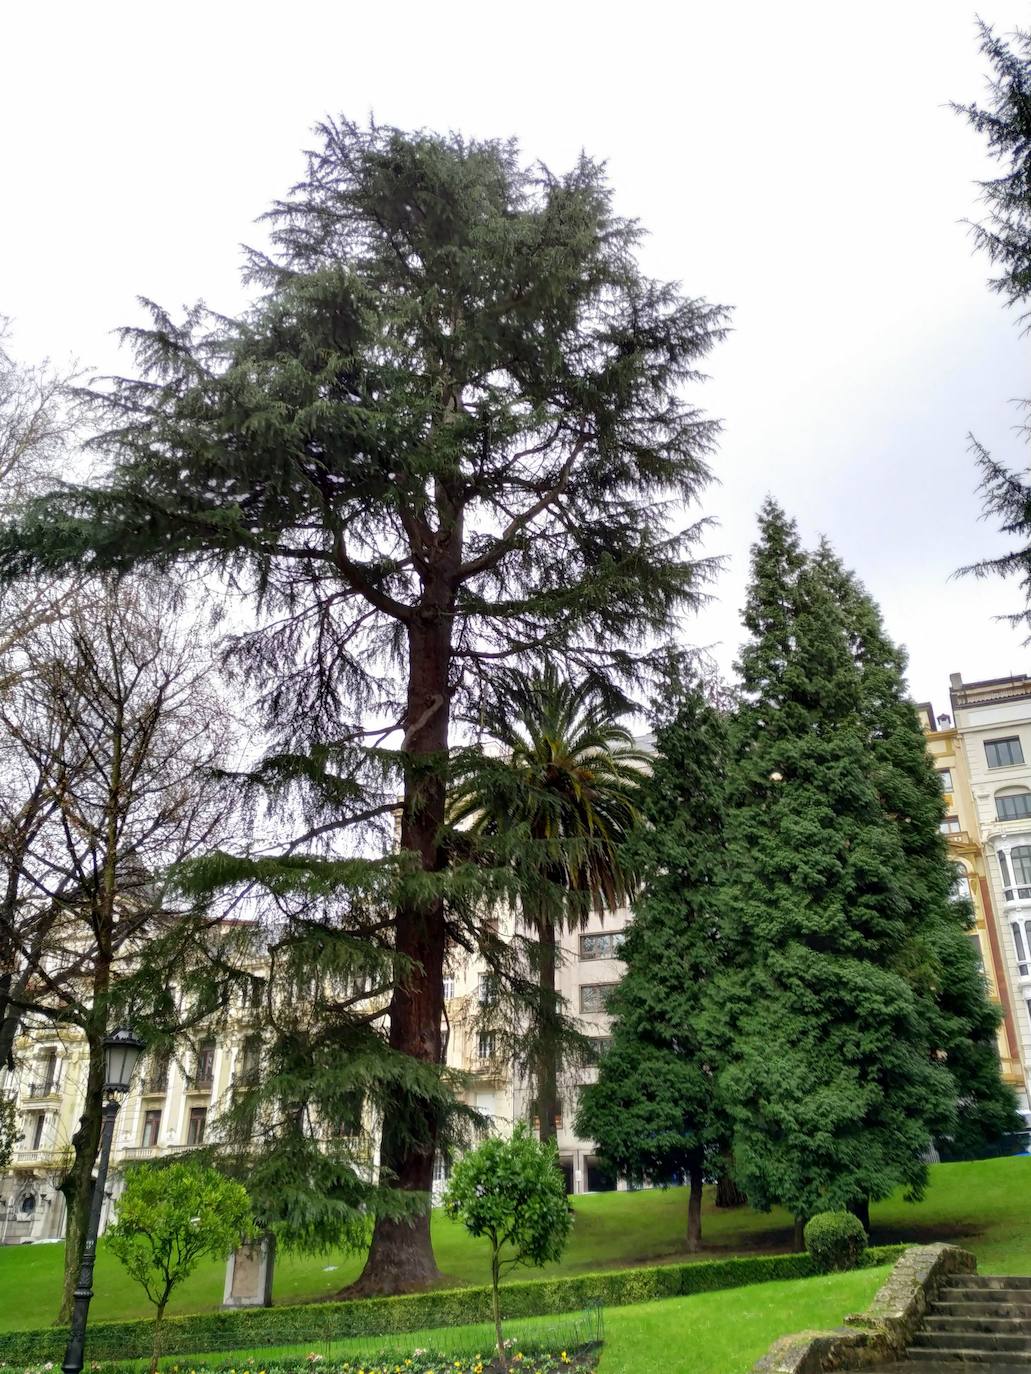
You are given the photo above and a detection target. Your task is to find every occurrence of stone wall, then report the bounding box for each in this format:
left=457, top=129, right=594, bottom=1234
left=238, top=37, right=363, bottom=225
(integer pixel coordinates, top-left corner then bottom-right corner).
left=752, top=1243, right=977, bottom=1374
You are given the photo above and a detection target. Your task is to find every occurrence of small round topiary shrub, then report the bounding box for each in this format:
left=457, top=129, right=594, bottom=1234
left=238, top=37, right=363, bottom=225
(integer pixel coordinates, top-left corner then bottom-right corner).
left=803, top=1210, right=868, bottom=1273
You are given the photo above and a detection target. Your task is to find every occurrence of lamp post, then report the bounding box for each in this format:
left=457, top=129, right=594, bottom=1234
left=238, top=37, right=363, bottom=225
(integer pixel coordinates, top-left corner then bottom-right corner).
left=61, top=1028, right=145, bottom=1374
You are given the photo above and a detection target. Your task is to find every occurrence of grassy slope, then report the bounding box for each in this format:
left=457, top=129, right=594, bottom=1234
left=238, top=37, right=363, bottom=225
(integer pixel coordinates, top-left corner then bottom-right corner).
left=600, top=1266, right=892, bottom=1374
left=1, top=1155, right=1029, bottom=1332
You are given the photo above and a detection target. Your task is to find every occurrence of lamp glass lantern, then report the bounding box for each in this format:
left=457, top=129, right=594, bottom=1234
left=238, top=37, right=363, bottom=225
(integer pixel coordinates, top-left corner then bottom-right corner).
left=103, top=1028, right=145, bottom=1095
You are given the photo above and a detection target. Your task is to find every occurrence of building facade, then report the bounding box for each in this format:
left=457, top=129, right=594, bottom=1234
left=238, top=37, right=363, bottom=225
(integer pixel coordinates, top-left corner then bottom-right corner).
left=918, top=697, right=1026, bottom=1105
left=944, top=672, right=1031, bottom=1110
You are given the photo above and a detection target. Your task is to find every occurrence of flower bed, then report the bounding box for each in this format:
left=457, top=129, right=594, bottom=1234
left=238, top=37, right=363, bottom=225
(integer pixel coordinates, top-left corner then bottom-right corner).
left=9, top=1346, right=601, bottom=1374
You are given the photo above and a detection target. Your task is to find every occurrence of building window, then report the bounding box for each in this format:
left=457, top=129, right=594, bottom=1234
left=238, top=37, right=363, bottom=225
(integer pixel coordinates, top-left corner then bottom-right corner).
left=477, top=976, right=497, bottom=1006
left=39, top=1051, right=57, bottom=1094
left=1026, top=998, right=1031, bottom=1033
left=432, top=1154, right=449, bottom=1186
left=186, top=1106, right=207, bottom=1146
left=477, top=1032, right=495, bottom=1060
left=579, top=984, right=615, bottom=1013
left=940, top=816, right=961, bottom=834
left=589, top=1035, right=613, bottom=1061
left=949, top=865, right=970, bottom=904
left=442, top=977, right=455, bottom=1001
left=237, top=1037, right=261, bottom=1086
left=970, top=933, right=984, bottom=971
left=579, top=932, right=624, bottom=961
left=239, top=975, right=265, bottom=1009
left=194, top=1042, right=216, bottom=1088
left=141, top=1109, right=162, bottom=1148
left=20, top=1193, right=35, bottom=1215
left=1014, top=922, right=1031, bottom=977
left=146, top=1053, right=169, bottom=1093
left=986, top=737, right=1024, bottom=769
left=998, top=792, right=1031, bottom=821
left=30, top=1114, right=46, bottom=1150
left=938, top=768, right=954, bottom=792
left=1013, top=847, right=1031, bottom=888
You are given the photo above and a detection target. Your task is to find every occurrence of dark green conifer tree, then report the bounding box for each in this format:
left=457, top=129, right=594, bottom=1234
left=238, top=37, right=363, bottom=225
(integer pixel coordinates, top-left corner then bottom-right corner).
left=717, top=501, right=955, bottom=1241
left=0, top=122, right=726, bottom=1291
left=813, top=545, right=1020, bottom=1164
left=575, top=676, right=728, bottom=1250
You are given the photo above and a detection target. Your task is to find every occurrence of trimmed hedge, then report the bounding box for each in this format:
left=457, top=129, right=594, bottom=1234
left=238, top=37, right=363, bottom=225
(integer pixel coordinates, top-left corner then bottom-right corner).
left=0, top=1244, right=906, bottom=1363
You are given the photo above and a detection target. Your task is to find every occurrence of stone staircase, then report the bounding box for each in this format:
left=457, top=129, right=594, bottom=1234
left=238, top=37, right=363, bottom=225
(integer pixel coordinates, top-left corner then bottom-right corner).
left=907, top=1274, right=1031, bottom=1367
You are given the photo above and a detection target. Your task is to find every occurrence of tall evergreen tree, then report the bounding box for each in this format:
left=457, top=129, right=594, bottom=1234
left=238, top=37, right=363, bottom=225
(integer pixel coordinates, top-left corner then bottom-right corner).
left=0, top=122, right=726, bottom=1291
left=716, top=501, right=956, bottom=1240
left=575, top=677, right=728, bottom=1251
left=449, top=667, right=644, bottom=1145
left=813, top=545, right=1020, bottom=1163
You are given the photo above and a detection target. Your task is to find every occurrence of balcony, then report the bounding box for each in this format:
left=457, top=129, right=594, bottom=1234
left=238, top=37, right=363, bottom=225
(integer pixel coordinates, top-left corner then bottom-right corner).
left=944, top=830, right=972, bottom=848
left=141, top=1077, right=169, bottom=1095
left=25, top=1080, right=61, bottom=1101
left=12, top=1146, right=68, bottom=1167
left=188, top=1074, right=214, bottom=1093
left=119, top=1143, right=195, bottom=1162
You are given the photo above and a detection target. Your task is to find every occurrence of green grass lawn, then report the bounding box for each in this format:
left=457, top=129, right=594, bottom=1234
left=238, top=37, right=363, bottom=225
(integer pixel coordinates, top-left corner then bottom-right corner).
left=2, top=1155, right=1029, bottom=1332
left=599, top=1265, right=892, bottom=1374
left=97, top=1268, right=894, bottom=1374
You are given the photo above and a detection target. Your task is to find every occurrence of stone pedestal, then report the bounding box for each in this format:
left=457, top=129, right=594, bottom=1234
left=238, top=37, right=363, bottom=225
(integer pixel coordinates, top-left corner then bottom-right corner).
left=222, top=1235, right=275, bottom=1308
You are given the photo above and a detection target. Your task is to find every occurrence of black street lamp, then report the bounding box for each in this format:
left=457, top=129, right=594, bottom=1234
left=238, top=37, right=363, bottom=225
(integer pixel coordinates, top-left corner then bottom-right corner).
left=61, top=1028, right=145, bottom=1374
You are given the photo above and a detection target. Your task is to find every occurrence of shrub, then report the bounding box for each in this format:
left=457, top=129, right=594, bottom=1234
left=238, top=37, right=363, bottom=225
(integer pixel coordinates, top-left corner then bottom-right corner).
left=0, top=1244, right=905, bottom=1363
left=444, top=1124, right=572, bottom=1368
left=803, top=1211, right=868, bottom=1273
left=106, top=1160, right=254, bottom=1372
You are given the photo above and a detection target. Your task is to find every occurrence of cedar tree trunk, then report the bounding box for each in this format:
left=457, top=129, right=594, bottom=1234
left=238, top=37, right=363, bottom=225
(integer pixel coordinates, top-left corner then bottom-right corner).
left=536, top=915, right=559, bottom=1145
left=348, top=614, right=451, bottom=1294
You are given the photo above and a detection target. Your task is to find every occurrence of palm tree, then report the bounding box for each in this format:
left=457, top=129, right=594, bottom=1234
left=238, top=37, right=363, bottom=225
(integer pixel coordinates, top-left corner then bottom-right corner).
left=450, top=667, right=645, bottom=1144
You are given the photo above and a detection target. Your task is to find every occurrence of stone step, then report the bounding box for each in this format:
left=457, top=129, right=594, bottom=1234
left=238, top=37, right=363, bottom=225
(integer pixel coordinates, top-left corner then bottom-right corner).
left=913, top=1331, right=1031, bottom=1353
left=950, top=1278, right=1031, bottom=1292
left=939, top=1288, right=1031, bottom=1306
left=926, top=1317, right=1031, bottom=1336
left=907, top=1345, right=1031, bottom=1365
left=933, top=1303, right=1031, bottom=1321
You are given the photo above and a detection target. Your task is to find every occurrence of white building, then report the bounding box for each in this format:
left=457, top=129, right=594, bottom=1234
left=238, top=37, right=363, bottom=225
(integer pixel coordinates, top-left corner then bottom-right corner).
left=950, top=671, right=1031, bottom=1109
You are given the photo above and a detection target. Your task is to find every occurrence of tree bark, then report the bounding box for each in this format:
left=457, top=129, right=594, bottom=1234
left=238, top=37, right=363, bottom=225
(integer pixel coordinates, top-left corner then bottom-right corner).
left=58, top=1028, right=105, bottom=1322
left=848, top=1197, right=871, bottom=1233
left=536, top=915, right=559, bottom=1145
left=715, top=1169, right=747, bottom=1209
left=150, top=1294, right=169, bottom=1374
left=491, top=1247, right=508, bottom=1370
left=686, top=1155, right=704, bottom=1252
left=347, top=615, right=451, bottom=1295
left=793, top=1216, right=806, bottom=1252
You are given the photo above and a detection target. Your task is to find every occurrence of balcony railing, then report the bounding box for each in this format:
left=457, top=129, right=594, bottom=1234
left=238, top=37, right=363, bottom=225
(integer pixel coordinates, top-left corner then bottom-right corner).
left=25, top=1080, right=60, bottom=1100
left=141, top=1077, right=169, bottom=1095
left=13, top=1146, right=68, bottom=1166
left=189, top=1073, right=214, bottom=1092
left=119, top=1143, right=196, bottom=1161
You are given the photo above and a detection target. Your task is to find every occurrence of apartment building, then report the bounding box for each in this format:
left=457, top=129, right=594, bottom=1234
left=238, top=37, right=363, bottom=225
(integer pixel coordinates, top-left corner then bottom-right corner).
left=0, top=1009, right=258, bottom=1244
left=918, top=698, right=1026, bottom=1103
left=945, top=672, right=1031, bottom=1109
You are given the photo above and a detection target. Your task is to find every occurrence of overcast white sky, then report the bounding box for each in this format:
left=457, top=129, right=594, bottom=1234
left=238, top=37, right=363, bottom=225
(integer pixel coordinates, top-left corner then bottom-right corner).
left=2, top=0, right=1029, bottom=712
